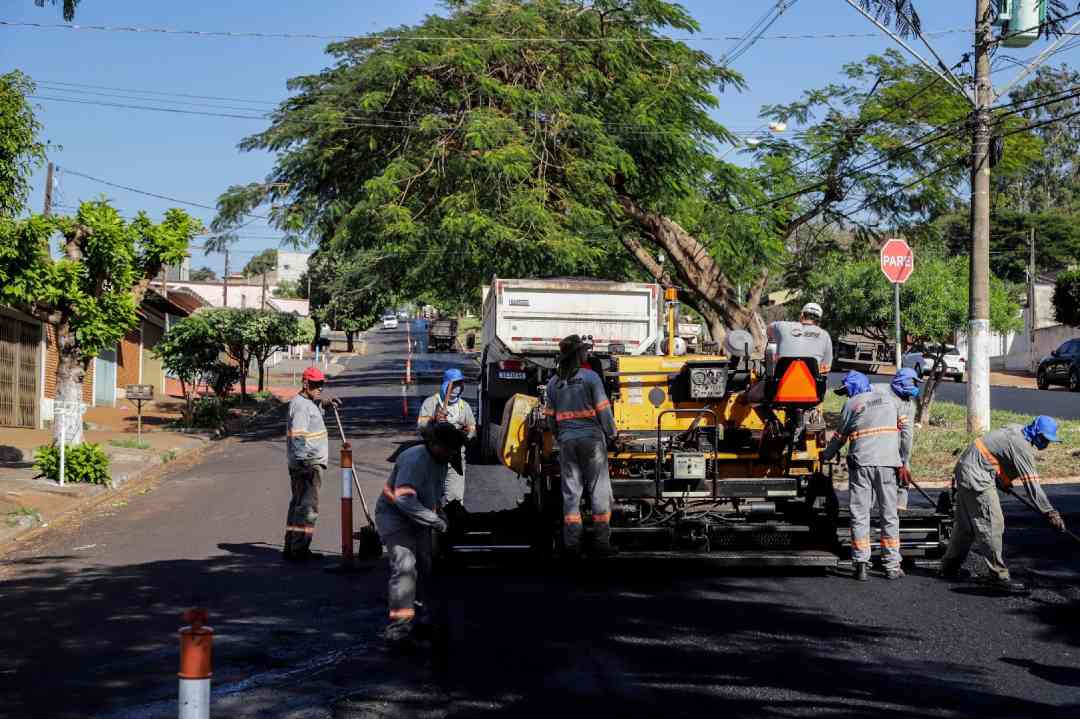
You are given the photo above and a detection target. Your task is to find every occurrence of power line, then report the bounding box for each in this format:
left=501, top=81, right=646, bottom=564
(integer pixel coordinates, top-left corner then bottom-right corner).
left=0, top=18, right=974, bottom=44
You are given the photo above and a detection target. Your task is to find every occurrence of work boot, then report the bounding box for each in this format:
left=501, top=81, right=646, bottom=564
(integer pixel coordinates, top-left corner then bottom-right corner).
left=884, top=567, right=905, bottom=581
left=937, top=559, right=963, bottom=581
left=562, top=545, right=583, bottom=562
left=289, top=549, right=324, bottom=563
left=589, top=543, right=619, bottom=559
left=853, top=562, right=870, bottom=582
left=977, top=575, right=1029, bottom=595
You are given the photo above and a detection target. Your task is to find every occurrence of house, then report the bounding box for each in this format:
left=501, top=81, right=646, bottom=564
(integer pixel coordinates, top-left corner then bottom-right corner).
left=166, top=279, right=279, bottom=309
left=0, top=288, right=203, bottom=429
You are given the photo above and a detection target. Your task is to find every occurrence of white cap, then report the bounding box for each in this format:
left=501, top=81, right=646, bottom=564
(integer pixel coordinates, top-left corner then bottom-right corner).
left=801, top=302, right=823, bottom=318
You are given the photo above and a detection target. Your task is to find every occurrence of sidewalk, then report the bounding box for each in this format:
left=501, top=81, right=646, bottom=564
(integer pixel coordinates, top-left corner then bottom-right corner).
left=0, top=400, right=213, bottom=546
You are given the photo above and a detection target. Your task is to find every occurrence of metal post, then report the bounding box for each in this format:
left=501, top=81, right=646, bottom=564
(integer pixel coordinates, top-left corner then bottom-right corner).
left=1029, top=226, right=1037, bottom=373
left=58, top=408, right=66, bottom=487
left=894, top=282, right=902, bottom=372
left=967, top=0, right=993, bottom=433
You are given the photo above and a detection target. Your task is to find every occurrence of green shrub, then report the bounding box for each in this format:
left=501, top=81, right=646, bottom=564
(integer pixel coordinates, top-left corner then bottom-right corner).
left=253, top=390, right=274, bottom=402
left=33, top=443, right=111, bottom=485
left=108, top=438, right=150, bottom=450
left=207, top=362, right=242, bottom=398
left=191, top=397, right=229, bottom=428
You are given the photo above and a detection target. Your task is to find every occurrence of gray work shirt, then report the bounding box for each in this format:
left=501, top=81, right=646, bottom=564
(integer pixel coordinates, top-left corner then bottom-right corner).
left=954, top=425, right=1054, bottom=513
left=417, top=394, right=477, bottom=440
left=287, top=393, right=329, bottom=469
left=822, top=390, right=902, bottom=469
left=769, top=321, right=833, bottom=372
left=872, top=384, right=914, bottom=466
left=375, top=444, right=448, bottom=535
left=544, top=368, right=616, bottom=443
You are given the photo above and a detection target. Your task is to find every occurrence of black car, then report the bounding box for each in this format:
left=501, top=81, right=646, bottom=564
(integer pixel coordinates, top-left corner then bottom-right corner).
left=1036, top=338, right=1080, bottom=391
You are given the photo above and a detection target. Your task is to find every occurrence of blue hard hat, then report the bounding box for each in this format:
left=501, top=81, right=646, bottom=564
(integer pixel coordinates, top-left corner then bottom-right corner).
left=840, top=370, right=871, bottom=398
left=1026, top=415, right=1061, bottom=444
left=443, top=368, right=465, bottom=384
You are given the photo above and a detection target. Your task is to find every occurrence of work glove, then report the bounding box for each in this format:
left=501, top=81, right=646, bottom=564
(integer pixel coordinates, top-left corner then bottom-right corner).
left=897, top=466, right=913, bottom=488
left=1048, top=510, right=1066, bottom=533
left=434, top=406, right=449, bottom=423
left=321, top=392, right=341, bottom=409
left=433, top=517, right=448, bottom=533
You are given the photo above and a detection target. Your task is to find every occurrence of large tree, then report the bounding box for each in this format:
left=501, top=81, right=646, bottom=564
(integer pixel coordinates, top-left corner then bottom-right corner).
left=0, top=201, right=201, bottom=443
left=242, top=248, right=278, bottom=278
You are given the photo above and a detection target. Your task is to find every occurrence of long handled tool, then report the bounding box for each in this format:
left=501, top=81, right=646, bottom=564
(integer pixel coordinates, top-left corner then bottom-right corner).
left=1003, top=486, right=1080, bottom=544
left=332, top=405, right=383, bottom=558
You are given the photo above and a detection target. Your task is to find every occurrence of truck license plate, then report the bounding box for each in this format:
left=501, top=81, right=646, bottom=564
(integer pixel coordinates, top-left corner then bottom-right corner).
left=498, top=371, right=526, bottom=381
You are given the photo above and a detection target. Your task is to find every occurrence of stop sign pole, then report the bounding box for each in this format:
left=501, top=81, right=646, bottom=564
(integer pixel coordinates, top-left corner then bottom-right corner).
left=880, top=239, right=914, bottom=371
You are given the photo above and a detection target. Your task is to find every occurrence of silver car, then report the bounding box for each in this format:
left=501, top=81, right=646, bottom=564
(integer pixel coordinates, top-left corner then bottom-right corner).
left=901, top=345, right=966, bottom=382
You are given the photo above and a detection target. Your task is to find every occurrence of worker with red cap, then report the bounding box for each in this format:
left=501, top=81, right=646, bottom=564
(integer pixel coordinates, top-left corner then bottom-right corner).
left=283, top=366, right=338, bottom=561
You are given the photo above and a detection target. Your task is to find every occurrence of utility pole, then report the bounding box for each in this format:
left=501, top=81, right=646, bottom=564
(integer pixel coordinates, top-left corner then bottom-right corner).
left=1028, top=226, right=1037, bottom=372
left=261, top=271, right=268, bottom=310
left=967, top=0, right=994, bottom=433
left=223, top=248, right=230, bottom=308
left=43, top=162, right=54, bottom=216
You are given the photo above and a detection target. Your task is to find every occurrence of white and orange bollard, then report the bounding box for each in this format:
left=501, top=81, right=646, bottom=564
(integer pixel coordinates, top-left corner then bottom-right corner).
left=341, top=443, right=354, bottom=568
left=178, top=608, right=212, bottom=719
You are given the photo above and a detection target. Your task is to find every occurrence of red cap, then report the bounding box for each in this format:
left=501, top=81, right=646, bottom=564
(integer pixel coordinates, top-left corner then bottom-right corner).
left=302, top=367, right=325, bottom=383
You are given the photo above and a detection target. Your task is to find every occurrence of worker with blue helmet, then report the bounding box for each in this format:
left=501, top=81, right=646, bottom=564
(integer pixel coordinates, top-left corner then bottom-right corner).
left=941, top=415, right=1066, bottom=594
left=418, top=367, right=476, bottom=512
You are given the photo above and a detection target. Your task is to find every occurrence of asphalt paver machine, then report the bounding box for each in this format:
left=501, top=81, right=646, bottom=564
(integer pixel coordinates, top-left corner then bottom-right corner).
left=484, top=288, right=950, bottom=568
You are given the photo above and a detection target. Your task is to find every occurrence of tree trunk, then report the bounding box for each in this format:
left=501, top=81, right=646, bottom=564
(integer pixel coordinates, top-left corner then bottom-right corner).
left=914, top=350, right=948, bottom=424
left=618, top=198, right=769, bottom=351
left=180, top=378, right=194, bottom=427
left=53, top=323, right=86, bottom=446
left=346, top=330, right=355, bottom=353
left=238, top=351, right=249, bottom=402
left=257, top=360, right=266, bottom=393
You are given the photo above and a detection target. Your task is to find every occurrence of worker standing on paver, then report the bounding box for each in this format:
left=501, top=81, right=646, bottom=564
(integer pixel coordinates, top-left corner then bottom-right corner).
left=376, top=422, right=465, bottom=645
left=283, top=367, right=338, bottom=562
left=417, top=368, right=476, bottom=531
left=747, top=302, right=833, bottom=405
left=822, top=370, right=905, bottom=581
left=544, top=335, right=617, bottom=559
left=877, top=368, right=920, bottom=512
left=940, top=416, right=1067, bottom=594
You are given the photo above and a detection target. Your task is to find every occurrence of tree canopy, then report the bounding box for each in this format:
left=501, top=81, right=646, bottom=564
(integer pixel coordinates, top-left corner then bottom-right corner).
left=0, top=71, right=46, bottom=219
left=190, top=266, right=217, bottom=281
left=242, top=248, right=278, bottom=278
left=1052, top=269, right=1080, bottom=328
left=33, top=0, right=80, bottom=21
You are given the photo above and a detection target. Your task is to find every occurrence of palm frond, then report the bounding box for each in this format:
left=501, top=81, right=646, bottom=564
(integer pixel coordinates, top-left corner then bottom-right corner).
left=858, top=1, right=922, bottom=38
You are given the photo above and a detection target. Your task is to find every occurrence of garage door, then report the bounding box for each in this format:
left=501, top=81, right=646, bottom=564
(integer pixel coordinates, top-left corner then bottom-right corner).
left=0, top=315, right=40, bottom=428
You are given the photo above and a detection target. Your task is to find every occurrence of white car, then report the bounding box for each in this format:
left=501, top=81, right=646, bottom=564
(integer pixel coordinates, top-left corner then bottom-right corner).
left=382, top=315, right=399, bottom=330
left=901, top=345, right=965, bottom=382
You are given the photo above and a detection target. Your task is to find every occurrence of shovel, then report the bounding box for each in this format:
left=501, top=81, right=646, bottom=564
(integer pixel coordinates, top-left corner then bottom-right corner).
left=332, top=405, right=383, bottom=559
left=1003, top=486, right=1080, bottom=545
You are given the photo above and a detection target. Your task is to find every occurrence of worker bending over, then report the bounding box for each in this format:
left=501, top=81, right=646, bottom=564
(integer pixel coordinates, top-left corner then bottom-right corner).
left=940, top=416, right=1066, bottom=594
left=376, top=422, right=466, bottom=645
left=417, top=367, right=476, bottom=530
left=822, top=371, right=910, bottom=581
left=544, top=334, right=617, bottom=559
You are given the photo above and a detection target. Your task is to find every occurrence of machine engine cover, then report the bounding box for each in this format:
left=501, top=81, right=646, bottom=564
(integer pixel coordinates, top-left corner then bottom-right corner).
left=671, top=362, right=729, bottom=402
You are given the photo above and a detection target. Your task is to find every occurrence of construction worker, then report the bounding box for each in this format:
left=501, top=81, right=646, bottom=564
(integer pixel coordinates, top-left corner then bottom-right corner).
left=822, top=370, right=906, bottom=581
left=768, top=302, right=833, bottom=375
left=376, top=422, right=465, bottom=645
left=417, top=367, right=476, bottom=513
left=283, top=366, right=339, bottom=562
left=876, top=368, right=920, bottom=512
left=544, top=335, right=617, bottom=559
left=747, top=302, right=833, bottom=405
left=940, top=416, right=1067, bottom=594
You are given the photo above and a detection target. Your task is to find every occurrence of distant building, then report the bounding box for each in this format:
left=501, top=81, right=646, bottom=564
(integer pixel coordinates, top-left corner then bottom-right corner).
left=165, top=256, right=191, bottom=281
left=276, top=251, right=310, bottom=284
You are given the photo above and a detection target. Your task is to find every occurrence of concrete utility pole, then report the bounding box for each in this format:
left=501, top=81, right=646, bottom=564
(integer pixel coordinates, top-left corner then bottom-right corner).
left=967, top=0, right=994, bottom=433
left=261, top=271, right=268, bottom=310
left=43, top=161, right=54, bottom=216
left=1028, top=226, right=1037, bottom=372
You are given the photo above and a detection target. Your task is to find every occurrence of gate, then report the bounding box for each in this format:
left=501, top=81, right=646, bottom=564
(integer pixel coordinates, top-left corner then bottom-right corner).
left=0, top=314, right=41, bottom=428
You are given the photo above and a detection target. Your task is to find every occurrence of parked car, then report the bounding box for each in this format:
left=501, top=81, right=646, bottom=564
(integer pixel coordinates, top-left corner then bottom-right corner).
left=901, top=345, right=965, bottom=381
left=382, top=314, right=399, bottom=330
left=1036, top=338, right=1080, bottom=391
left=397, top=310, right=409, bottom=320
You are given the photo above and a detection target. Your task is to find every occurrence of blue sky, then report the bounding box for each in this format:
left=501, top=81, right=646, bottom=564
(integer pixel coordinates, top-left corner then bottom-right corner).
left=0, top=1, right=1061, bottom=275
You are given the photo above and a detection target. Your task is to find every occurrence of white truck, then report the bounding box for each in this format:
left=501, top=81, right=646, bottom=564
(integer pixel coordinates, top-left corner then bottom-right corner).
left=477, top=277, right=662, bottom=461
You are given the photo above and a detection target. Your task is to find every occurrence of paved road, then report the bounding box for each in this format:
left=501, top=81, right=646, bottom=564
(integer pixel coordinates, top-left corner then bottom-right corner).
left=1, top=322, right=1078, bottom=718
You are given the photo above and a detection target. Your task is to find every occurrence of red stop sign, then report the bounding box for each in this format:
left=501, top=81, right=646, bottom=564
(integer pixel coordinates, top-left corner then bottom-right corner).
left=880, top=238, right=914, bottom=284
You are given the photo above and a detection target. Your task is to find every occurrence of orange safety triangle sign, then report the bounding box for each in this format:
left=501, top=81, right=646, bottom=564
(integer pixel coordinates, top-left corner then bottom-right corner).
left=774, top=360, right=819, bottom=403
